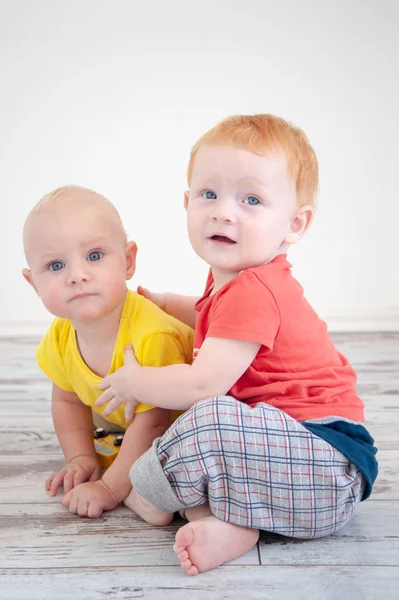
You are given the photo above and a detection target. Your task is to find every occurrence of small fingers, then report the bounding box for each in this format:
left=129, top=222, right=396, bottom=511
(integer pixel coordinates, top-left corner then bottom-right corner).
left=136, top=285, right=149, bottom=298
left=124, top=402, right=136, bottom=424
left=48, top=469, right=67, bottom=496
left=89, top=468, right=102, bottom=482
left=123, top=344, right=138, bottom=365
left=73, top=469, right=88, bottom=488
left=77, top=498, right=89, bottom=518
left=65, top=492, right=79, bottom=514
left=102, top=395, right=124, bottom=417
left=98, top=377, right=110, bottom=392
left=88, top=501, right=103, bottom=519
left=63, top=469, right=77, bottom=495
left=95, top=387, right=114, bottom=407
left=62, top=489, right=72, bottom=508
left=45, top=473, right=55, bottom=492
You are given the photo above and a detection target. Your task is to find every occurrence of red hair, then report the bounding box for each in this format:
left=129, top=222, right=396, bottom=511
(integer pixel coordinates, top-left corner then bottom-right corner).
left=187, top=114, right=318, bottom=207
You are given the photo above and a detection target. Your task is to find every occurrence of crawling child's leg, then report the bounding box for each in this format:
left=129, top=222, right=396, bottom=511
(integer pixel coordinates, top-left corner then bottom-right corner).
left=174, top=504, right=259, bottom=575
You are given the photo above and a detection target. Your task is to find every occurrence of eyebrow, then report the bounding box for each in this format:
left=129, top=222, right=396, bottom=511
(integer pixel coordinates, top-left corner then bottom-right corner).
left=38, top=238, right=111, bottom=261
left=78, top=237, right=110, bottom=248
left=197, top=177, right=272, bottom=199
left=199, top=175, right=270, bottom=189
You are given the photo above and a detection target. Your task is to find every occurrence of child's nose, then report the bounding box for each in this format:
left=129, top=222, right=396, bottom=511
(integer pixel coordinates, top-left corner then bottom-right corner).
left=66, top=265, right=90, bottom=285
left=211, top=199, right=236, bottom=223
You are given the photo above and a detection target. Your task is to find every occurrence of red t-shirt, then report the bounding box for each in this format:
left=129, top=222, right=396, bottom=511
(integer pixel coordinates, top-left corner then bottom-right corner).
left=194, top=254, right=364, bottom=422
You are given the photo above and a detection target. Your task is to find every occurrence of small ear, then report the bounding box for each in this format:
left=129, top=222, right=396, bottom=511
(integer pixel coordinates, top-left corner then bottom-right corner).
left=284, top=205, right=314, bottom=246
left=183, top=190, right=190, bottom=210
left=125, top=241, right=138, bottom=280
left=22, top=268, right=38, bottom=292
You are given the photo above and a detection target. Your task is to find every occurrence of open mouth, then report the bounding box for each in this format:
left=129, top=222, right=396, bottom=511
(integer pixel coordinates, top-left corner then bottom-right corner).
left=210, top=235, right=236, bottom=244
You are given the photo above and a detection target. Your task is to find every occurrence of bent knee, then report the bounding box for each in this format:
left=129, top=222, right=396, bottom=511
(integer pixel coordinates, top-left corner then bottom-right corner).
left=170, top=396, right=245, bottom=437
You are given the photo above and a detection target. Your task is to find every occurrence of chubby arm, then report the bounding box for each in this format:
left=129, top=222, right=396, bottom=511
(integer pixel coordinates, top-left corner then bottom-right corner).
left=97, top=337, right=261, bottom=414
left=46, top=384, right=101, bottom=495
left=138, top=286, right=198, bottom=329
left=163, top=293, right=199, bottom=329
left=61, top=407, right=172, bottom=517
left=101, top=407, right=172, bottom=501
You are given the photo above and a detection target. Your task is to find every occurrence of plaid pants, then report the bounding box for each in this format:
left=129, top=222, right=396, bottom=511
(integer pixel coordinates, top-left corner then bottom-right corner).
left=130, top=396, right=364, bottom=539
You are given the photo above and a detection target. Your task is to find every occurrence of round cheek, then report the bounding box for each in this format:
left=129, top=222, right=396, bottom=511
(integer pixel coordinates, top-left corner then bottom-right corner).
left=187, top=228, right=202, bottom=257
left=103, top=267, right=129, bottom=298
left=187, top=210, right=203, bottom=241
left=40, top=284, right=66, bottom=316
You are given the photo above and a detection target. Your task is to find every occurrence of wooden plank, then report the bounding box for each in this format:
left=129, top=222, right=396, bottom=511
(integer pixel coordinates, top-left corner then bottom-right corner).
left=0, top=566, right=398, bottom=600
left=259, top=502, right=399, bottom=567
left=0, top=505, right=259, bottom=569
left=0, top=332, right=397, bottom=599
left=0, top=431, right=61, bottom=456
left=0, top=502, right=396, bottom=570
left=259, top=534, right=399, bottom=567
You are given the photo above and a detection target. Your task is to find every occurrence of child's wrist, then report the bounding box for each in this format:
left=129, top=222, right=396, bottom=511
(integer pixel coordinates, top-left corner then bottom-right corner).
left=66, top=452, right=98, bottom=464
left=101, top=473, right=131, bottom=503
left=98, top=479, right=120, bottom=505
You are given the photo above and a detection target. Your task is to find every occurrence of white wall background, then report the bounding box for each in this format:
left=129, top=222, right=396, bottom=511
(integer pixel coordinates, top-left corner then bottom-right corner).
left=0, top=0, right=398, bottom=334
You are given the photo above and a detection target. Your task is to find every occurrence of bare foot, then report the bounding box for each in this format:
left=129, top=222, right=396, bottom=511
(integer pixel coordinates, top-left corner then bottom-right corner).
left=173, top=516, right=259, bottom=576
left=124, top=487, right=174, bottom=526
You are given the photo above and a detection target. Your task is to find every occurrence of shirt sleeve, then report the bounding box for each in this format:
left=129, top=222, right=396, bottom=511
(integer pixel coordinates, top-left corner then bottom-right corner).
left=36, top=319, right=74, bottom=392
left=206, top=271, right=281, bottom=350
left=139, top=332, right=191, bottom=367
left=131, top=331, right=192, bottom=414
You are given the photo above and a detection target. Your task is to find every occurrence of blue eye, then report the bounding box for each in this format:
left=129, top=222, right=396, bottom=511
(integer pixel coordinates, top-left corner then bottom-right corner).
left=88, top=251, right=103, bottom=262
left=202, top=191, right=217, bottom=200
left=49, top=261, right=65, bottom=272
left=244, top=196, right=260, bottom=206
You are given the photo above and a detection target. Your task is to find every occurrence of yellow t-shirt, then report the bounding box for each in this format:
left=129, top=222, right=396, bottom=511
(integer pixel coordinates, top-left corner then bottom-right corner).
left=36, top=290, right=194, bottom=429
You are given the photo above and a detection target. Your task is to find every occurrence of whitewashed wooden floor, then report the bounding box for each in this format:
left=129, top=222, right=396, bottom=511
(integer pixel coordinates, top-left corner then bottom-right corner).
left=0, top=333, right=398, bottom=600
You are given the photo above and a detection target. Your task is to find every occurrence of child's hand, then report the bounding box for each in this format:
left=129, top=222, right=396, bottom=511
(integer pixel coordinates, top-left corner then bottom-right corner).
left=96, top=345, right=140, bottom=423
left=137, top=286, right=166, bottom=311
left=45, top=455, right=101, bottom=496
left=62, top=480, right=120, bottom=518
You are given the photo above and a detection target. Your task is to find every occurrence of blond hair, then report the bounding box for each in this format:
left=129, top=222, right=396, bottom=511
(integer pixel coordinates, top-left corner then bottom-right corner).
left=23, top=185, right=127, bottom=248
left=187, top=114, right=318, bottom=207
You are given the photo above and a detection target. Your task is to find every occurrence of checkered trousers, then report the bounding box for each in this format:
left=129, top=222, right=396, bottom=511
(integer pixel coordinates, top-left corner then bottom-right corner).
left=155, top=396, right=363, bottom=539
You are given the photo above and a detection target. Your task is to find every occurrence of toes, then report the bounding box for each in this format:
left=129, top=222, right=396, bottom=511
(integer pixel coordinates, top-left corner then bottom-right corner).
left=180, top=558, right=193, bottom=570
left=177, top=549, right=189, bottom=561
left=186, top=564, right=199, bottom=576
left=175, top=523, right=195, bottom=548
left=173, top=542, right=186, bottom=554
